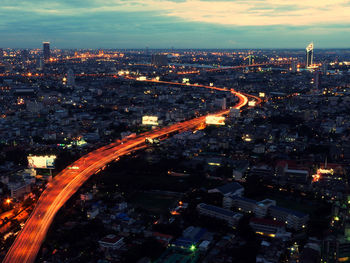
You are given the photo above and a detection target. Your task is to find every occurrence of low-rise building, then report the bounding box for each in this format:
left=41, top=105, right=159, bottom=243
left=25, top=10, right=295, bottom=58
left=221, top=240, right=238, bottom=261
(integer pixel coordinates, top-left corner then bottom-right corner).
left=250, top=217, right=286, bottom=237
left=98, top=234, right=124, bottom=250
left=209, top=182, right=244, bottom=197
left=197, top=203, right=243, bottom=226
left=269, top=205, right=308, bottom=230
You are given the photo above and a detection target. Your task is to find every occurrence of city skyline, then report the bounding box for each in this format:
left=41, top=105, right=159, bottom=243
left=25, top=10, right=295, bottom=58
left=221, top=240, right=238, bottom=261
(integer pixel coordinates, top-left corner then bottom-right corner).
left=1, top=1, right=350, bottom=262
left=1, top=0, right=350, bottom=49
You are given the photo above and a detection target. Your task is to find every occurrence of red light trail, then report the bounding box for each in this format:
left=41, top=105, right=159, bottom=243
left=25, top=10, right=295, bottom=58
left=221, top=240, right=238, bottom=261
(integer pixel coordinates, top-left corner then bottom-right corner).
left=3, top=80, right=252, bottom=263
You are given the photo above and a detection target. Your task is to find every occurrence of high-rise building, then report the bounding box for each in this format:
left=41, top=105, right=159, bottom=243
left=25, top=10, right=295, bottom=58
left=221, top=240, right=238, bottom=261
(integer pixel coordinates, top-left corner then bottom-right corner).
left=322, top=62, right=328, bottom=75
left=306, top=42, right=314, bottom=68
left=0, top=48, right=3, bottom=61
left=151, top=54, right=168, bottom=67
left=314, top=71, right=320, bottom=90
left=43, top=42, right=50, bottom=62
left=37, top=58, right=44, bottom=71
left=67, top=69, right=75, bottom=87
left=291, top=61, right=298, bottom=73
left=21, top=49, right=29, bottom=62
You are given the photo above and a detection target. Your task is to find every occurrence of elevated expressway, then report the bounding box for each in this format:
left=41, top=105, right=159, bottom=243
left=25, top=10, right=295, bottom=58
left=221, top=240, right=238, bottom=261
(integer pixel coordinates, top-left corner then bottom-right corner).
left=3, top=82, right=256, bottom=263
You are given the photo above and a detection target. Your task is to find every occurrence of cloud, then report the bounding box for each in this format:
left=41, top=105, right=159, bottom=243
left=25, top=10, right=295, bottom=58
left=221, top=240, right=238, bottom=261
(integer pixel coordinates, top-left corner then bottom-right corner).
left=3, top=0, right=350, bottom=26
left=0, top=0, right=349, bottom=48
left=134, top=0, right=350, bottom=26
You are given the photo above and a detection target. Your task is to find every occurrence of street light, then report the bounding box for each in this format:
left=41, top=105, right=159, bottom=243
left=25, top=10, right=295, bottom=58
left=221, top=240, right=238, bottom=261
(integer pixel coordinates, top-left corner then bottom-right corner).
left=5, top=198, right=11, bottom=205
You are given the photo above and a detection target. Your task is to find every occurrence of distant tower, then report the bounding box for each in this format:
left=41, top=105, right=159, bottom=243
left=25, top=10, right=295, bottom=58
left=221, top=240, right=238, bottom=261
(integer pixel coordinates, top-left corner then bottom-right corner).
left=314, top=71, right=320, bottom=90
left=244, top=55, right=253, bottom=66
left=322, top=62, right=328, bottom=75
left=43, top=42, right=50, bottom=62
left=306, top=42, right=314, bottom=68
left=67, top=69, right=75, bottom=87
left=0, top=48, right=3, bottom=61
left=291, top=61, right=298, bottom=73
left=37, top=58, right=44, bottom=71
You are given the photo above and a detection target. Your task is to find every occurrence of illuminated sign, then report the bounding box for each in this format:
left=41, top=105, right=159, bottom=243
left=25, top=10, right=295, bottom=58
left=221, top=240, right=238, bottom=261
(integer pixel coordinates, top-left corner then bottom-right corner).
left=259, top=92, right=265, bottom=98
left=205, top=116, right=225, bottom=125
left=306, top=42, right=314, bottom=52
left=137, top=76, right=147, bottom=81
left=248, top=101, right=256, bottom=107
left=142, top=116, right=159, bottom=126
left=28, top=155, right=56, bottom=169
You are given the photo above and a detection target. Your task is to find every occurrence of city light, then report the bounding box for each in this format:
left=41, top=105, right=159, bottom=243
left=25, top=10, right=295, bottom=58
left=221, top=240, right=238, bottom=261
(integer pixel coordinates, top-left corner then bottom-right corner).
left=142, top=116, right=159, bottom=126
left=27, top=155, right=57, bottom=169
left=2, top=29, right=348, bottom=263
left=205, top=115, right=225, bottom=125
left=190, top=245, right=196, bottom=252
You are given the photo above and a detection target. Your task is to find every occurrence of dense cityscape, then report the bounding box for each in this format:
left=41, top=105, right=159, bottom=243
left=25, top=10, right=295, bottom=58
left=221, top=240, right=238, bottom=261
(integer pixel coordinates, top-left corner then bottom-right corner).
left=0, top=41, right=349, bottom=263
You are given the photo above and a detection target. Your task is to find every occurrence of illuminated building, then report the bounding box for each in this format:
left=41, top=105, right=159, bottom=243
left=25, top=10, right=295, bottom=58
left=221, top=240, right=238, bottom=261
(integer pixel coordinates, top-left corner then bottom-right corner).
left=306, top=42, right=314, bottom=68
left=43, top=42, right=50, bottom=61
left=151, top=54, right=168, bottom=66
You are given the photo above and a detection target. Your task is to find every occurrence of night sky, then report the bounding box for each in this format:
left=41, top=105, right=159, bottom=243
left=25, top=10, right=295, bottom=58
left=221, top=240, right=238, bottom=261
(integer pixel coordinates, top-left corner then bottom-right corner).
left=1, top=0, right=349, bottom=49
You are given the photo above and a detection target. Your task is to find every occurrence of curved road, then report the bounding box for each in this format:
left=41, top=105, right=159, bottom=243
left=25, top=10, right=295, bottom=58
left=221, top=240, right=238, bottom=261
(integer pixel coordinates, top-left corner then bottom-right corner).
left=3, top=84, right=250, bottom=263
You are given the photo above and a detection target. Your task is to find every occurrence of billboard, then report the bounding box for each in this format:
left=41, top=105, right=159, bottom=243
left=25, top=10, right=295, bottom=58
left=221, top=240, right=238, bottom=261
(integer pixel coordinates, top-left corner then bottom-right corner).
left=248, top=101, right=256, bottom=107
left=205, top=116, right=225, bottom=125
left=142, top=116, right=159, bottom=126
left=28, top=155, right=56, bottom=169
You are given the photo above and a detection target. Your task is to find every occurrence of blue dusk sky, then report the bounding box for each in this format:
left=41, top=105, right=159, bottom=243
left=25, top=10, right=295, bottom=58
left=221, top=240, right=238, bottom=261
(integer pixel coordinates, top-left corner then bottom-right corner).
left=0, top=0, right=349, bottom=49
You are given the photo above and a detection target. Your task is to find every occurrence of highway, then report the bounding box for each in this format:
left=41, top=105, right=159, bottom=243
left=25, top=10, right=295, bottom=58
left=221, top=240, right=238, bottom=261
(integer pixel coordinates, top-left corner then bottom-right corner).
left=3, top=83, right=250, bottom=263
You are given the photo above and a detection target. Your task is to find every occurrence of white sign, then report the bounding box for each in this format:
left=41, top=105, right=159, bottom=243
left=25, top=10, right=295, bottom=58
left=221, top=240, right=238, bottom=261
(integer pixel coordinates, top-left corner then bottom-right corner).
left=205, top=116, right=225, bottom=125
left=142, top=116, right=159, bottom=126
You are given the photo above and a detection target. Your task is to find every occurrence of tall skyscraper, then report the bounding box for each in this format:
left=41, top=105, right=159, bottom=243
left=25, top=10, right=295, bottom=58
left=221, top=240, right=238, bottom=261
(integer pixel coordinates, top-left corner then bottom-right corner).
left=306, top=42, right=314, bottom=68
left=43, top=42, right=50, bottom=62
left=0, top=48, right=3, bottom=61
